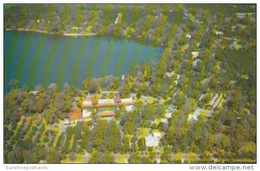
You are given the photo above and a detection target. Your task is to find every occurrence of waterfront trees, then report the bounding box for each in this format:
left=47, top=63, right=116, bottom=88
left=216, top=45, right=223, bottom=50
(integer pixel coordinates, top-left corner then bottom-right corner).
left=4, top=4, right=256, bottom=164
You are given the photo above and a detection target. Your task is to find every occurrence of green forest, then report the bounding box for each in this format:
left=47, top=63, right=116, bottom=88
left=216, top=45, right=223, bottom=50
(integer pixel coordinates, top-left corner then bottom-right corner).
left=4, top=4, right=256, bottom=163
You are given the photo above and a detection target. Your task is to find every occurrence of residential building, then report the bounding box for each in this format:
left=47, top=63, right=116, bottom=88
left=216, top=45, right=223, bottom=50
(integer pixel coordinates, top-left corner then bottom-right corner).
left=81, top=94, right=135, bottom=118
left=221, top=36, right=232, bottom=41
left=125, top=105, right=134, bottom=112
left=188, top=114, right=198, bottom=122
left=121, top=74, right=125, bottom=81
left=188, top=108, right=211, bottom=122
left=145, top=134, right=160, bottom=147
left=215, top=31, right=224, bottom=36
left=69, top=108, right=82, bottom=120
left=97, top=111, right=116, bottom=117
left=186, top=33, right=191, bottom=39
left=164, top=104, right=175, bottom=118
left=193, top=59, right=202, bottom=70
left=191, top=51, right=199, bottom=59
left=63, top=117, right=70, bottom=124
left=114, top=13, right=122, bottom=24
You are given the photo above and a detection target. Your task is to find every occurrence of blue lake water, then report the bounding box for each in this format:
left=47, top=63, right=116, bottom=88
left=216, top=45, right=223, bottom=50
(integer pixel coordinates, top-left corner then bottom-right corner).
left=4, top=31, right=162, bottom=91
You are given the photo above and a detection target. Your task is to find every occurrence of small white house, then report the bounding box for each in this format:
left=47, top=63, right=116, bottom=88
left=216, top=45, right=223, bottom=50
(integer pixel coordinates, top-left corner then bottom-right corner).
left=181, top=158, right=185, bottom=163
left=164, top=105, right=175, bottom=118
left=29, top=91, right=38, bottom=95
left=215, top=31, right=224, bottom=36
left=186, top=33, right=191, bottom=39
left=197, top=42, right=200, bottom=48
left=165, top=113, right=172, bottom=118
left=160, top=118, right=169, bottom=125
left=155, top=158, right=161, bottom=163
left=82, top=108, right=92, bottom=118
left=125, top=105, right=134, bottom=112
left=114, top=13, right=122, bottom=24
left=83, top=99, right=92, bottom=106
left=165, top=72, right=172, bottom=77
left=191, top=51, right=199, bottom=58
left=121, top=97, right=134, bottom=103
left=188, top=108, right=211, bottom=122
left=64, top=118, right=70, bottom=124
left=193, top=59, right=202, bottom=70
left=145, top=135, right=160, bottom=147
left=188, top=114, right=198, bottom=122
left=121, top=74, right=125, bottom=81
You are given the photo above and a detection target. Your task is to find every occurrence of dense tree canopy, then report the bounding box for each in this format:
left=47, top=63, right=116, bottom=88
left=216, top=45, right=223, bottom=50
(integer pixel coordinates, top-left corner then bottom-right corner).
left=4, top=4, right=256, bottom=164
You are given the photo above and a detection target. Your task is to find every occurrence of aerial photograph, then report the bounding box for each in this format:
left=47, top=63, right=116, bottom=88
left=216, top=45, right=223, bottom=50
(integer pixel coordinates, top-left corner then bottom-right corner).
left=3, top=4, right=256, bottom=164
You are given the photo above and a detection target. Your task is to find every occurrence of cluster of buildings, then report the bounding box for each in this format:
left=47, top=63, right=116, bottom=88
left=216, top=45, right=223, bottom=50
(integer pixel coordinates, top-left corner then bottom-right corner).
left=65, top=94, right=135, bottom=123
left=145, top=131, right=161, bottom=147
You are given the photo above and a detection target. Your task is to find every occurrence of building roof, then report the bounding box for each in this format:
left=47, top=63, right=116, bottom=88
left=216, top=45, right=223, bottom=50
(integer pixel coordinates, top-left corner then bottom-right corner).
left=188, top=114, right=198, bottom=121
left=160, top=118, right=169, bottom=124
left=120, top=98, right=134, bottom=105
left=69, top=108, right=82, bottom=120
left=83, top=100, right=92, bottom=106
left=215, top=31, right=224, bottom=35
left=91, top=96, right=98, bottom=105
left=164, top=104, right=175, bottom=118
left=82, top=98, right=115, bottom=108
left=166, top=104, right=175, bottom=113
left=193, top=59, right=202, bottom=68
left=192, top=51, right=200, bottom=58
left=98, top=99, right=114, bottom=104
left=221, top=36, right=232, bottom=41
left=114, top=95, right=121, bottom=103
left=82, top=96, right=134, bottom=108
left=29, top=91, right=38, bottom=95
left=188, top=108, right=211, bottom=122
left=145, top=135, right=160, bottom=147
left=97, top=111, right=116, bottom=117
left=186, top=33, right=191, bottom=39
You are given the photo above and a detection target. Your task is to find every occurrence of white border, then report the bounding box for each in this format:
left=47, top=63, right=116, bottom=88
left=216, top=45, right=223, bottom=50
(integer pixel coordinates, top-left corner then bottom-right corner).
left=1, top=1, right=259, bottom=171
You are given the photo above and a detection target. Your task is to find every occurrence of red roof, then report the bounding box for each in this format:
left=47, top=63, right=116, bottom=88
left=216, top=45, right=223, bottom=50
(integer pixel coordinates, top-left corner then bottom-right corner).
left=114, top=95, right=121, bottom=103
left=69, top=108, right=82, bottom=120
left=97, top=111, right=116, bottom=117
left=221, top=36, right=232, bottom=40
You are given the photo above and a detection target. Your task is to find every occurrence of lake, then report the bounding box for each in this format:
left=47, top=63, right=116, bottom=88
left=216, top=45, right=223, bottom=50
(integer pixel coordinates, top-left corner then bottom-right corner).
left=4, top=31, right=162, bottom=91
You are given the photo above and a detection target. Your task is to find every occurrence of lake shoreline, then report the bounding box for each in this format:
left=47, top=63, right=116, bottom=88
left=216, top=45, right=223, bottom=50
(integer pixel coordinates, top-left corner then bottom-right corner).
left=4, top=28, right=162, bottom=48
left=5, top=28, right=97, bottom=37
